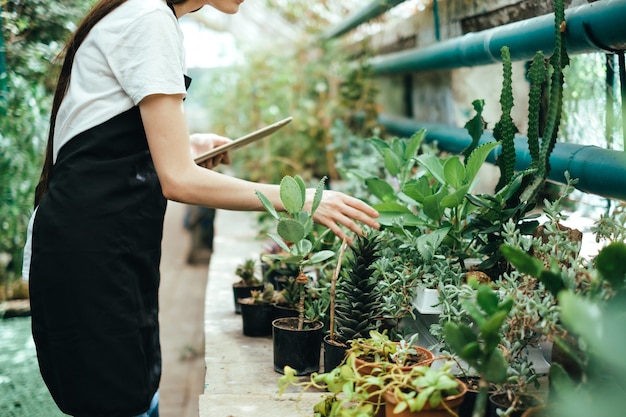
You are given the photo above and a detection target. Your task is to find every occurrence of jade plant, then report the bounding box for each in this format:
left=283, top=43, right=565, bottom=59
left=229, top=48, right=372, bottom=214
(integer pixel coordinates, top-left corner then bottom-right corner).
left=256, top=175, right=335, bottom=330
left=443, top=284, right=513, bottom=417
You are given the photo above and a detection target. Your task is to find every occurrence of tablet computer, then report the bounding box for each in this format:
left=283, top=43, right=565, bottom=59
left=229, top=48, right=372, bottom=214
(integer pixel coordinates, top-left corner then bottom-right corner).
left=194, top=116, right=293, bottom=164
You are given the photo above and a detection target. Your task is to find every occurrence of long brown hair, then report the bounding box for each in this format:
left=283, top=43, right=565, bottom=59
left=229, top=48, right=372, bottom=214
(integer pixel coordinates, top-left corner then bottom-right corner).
left=34, top=0, right=188, bottom=207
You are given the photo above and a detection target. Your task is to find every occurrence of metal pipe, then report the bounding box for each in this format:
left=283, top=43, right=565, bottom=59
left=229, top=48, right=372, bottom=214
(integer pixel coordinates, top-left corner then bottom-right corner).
left=321, top=0, right=406, bottom=40
left=371, top=0, right=626, bottom=75
left=378, top=113, right=626, bottom=201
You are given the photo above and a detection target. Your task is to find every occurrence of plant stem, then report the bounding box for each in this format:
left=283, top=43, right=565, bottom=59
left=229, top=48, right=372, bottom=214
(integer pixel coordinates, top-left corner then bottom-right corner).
left=329, top=238, right=348, bottom=342
left=472, top=379, right=489, bottom=417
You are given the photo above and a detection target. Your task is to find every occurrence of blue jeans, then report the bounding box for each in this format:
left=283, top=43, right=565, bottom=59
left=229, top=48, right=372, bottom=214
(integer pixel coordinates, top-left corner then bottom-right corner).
left=133, top=391, right=159, bottom=417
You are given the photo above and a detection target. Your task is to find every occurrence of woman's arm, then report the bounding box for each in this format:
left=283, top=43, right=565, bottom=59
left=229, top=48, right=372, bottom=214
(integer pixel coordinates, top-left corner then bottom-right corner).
left=139, top=93, right=379, bottom=241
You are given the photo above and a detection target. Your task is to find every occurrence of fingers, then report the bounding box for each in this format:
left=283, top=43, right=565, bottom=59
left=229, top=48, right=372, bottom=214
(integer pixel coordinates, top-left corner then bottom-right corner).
left=312, top=190, right=380, bottom=242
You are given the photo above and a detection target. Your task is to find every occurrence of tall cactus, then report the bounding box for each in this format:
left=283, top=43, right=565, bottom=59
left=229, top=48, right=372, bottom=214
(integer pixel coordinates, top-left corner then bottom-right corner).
left=521, top=0, right=569, bottom=203
left=494, top=46, right=517, bottom=192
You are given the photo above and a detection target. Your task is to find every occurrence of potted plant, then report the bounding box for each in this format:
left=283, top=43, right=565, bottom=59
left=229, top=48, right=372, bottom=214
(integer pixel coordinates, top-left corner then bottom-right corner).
left=324, top=232, right=385, bottom=372
left=278, top=355, right=466, bottom=417
left=256, top=174, right=335, bottom=376
left=231, top=258, right=264, bottom=314
left=443, top=284, right=513, bottom=417
left=238, top=283, right=276, bottom=337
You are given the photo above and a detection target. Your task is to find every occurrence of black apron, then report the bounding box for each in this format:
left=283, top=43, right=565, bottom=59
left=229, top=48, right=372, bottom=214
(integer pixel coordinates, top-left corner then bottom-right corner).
left=29, top=96, right=185, bottom=416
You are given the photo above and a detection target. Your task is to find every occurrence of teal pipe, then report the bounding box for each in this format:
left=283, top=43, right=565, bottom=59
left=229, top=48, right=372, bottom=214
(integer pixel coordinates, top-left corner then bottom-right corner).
left=321, top=0, right=406, bottom=40
left=378, top=113, right=626, bottom=202
left=371, top=0, right=626, bottom=74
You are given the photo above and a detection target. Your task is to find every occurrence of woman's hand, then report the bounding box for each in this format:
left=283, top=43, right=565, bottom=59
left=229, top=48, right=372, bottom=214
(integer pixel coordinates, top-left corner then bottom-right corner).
left=308, top=189, right=380, bottom=243
left=190, top=133, right=232, bottom=169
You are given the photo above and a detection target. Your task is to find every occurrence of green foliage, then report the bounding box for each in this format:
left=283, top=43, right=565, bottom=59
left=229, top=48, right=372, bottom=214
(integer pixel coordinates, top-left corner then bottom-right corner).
left=235, top=258, right=262, bottom=286
left=526, top=52, right=547, bottom=168
left=463, top=99, right=486, bottom=162
left=0, top=0, right=93, bottom=293
left=444, top=285, right=513, bottom=417
left=493, top=46, right=517, bottom=192
left=195, top=39, right=379, bottom=184
left=333, top=233, right=384, bottom=345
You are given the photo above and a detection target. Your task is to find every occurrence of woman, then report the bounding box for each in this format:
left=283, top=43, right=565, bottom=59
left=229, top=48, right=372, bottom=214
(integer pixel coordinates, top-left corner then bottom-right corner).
left=25, top=1, right=379, bottom=416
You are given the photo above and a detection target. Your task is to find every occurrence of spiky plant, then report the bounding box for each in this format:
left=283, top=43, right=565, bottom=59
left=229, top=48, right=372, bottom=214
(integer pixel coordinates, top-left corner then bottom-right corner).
left=332, top=233, right=384, bottom=346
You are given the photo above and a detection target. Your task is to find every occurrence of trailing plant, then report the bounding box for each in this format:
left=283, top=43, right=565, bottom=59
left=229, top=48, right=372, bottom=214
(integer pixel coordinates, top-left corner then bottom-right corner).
left=278, top=353, right=463, bottom=417
left=256, top=175, right=335, bottom=330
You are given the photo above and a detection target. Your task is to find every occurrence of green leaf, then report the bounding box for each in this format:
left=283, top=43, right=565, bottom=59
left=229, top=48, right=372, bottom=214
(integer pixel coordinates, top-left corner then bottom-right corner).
left=423, top=190, right=448, bottom=222
left=484, top=349, right=508, bottom=383
left=372, top=201, right=413, bottom=214
left=255, top=190, right=279, bottom=219
left=277, top=218, right=305, bottom=243
left=479, top=310, right=509, bottom=335
left=280, top=176, right=304, bottom=214
left=307, top=250, right=335, bottom=265
left=596, top=242, right=626, bottom=290
left=383, top=148, right=402, bottom=176
left=416, top=154, right=446, bottom=185
left=295, top=175, right=307, bottom=206
left=444, top=322, right=477, bottom=356
left=440, top=185, right=469, bottom=208
left=365, top=177, right=396, bottom=203
left=558, top=292, right=602, bottom=342
left=443, top=157, right=465, bottom=189
left=476, top=285, right=500, bottom=315
left=404, top=129, right=425, bottom=160
left=267, top=233, right=291, bottom=253
left=403, top=177, right=432, bottom=203
left=465, top=141, right=500, bottom=186
left=311, top=176, right=327, bottom=215
left=500, top=245, right=543, bottom=278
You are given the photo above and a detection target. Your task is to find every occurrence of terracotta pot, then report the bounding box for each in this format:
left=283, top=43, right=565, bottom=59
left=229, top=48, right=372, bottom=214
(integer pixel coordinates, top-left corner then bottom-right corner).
left=354, top=345, right=436, bottom=417
left=382, top=379, right=467, bottom=417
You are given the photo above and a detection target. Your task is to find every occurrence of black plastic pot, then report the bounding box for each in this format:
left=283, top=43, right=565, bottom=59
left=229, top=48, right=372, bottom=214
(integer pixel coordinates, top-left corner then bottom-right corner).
left=232, top=283, right=263, bottom=314
left=323, top=335, right=347, bottom=372
left=488, top=392, right=543, bottom=417
left=239, top=301, right=273, bottom=337
left=271, top=303, right=299, bottom=321
left=457, top=376, right=498, bottom=417
left=272, top=317, right=323, bottom=376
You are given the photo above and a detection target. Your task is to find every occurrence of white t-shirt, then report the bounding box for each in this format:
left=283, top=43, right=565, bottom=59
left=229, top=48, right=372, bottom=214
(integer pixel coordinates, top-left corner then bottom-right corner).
left=23, top=0, right=188, bottom=280
left=52, top=0, right=188, bottom=163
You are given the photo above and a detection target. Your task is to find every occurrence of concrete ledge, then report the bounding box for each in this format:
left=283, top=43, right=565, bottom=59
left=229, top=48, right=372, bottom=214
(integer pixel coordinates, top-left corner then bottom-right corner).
left=200, top=209, right=323, bottom=417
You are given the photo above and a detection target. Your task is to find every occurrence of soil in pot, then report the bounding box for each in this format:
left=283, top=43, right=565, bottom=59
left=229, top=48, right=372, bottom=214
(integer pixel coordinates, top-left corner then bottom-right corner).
left=382, top=378, right=467, bottom=417
left=232, top=283, right=264, bottom=314
left=488, top=392, right=543, bottom=417
left=272, top=317, right=323, bottom=376
left=323, top=335, right=347, bottom=372
left=239, top=299, right=273, bottom=337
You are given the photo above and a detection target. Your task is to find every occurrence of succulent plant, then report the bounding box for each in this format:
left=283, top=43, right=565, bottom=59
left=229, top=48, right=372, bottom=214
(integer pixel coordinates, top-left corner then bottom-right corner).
left=333, top=233, right=384, bottom=345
